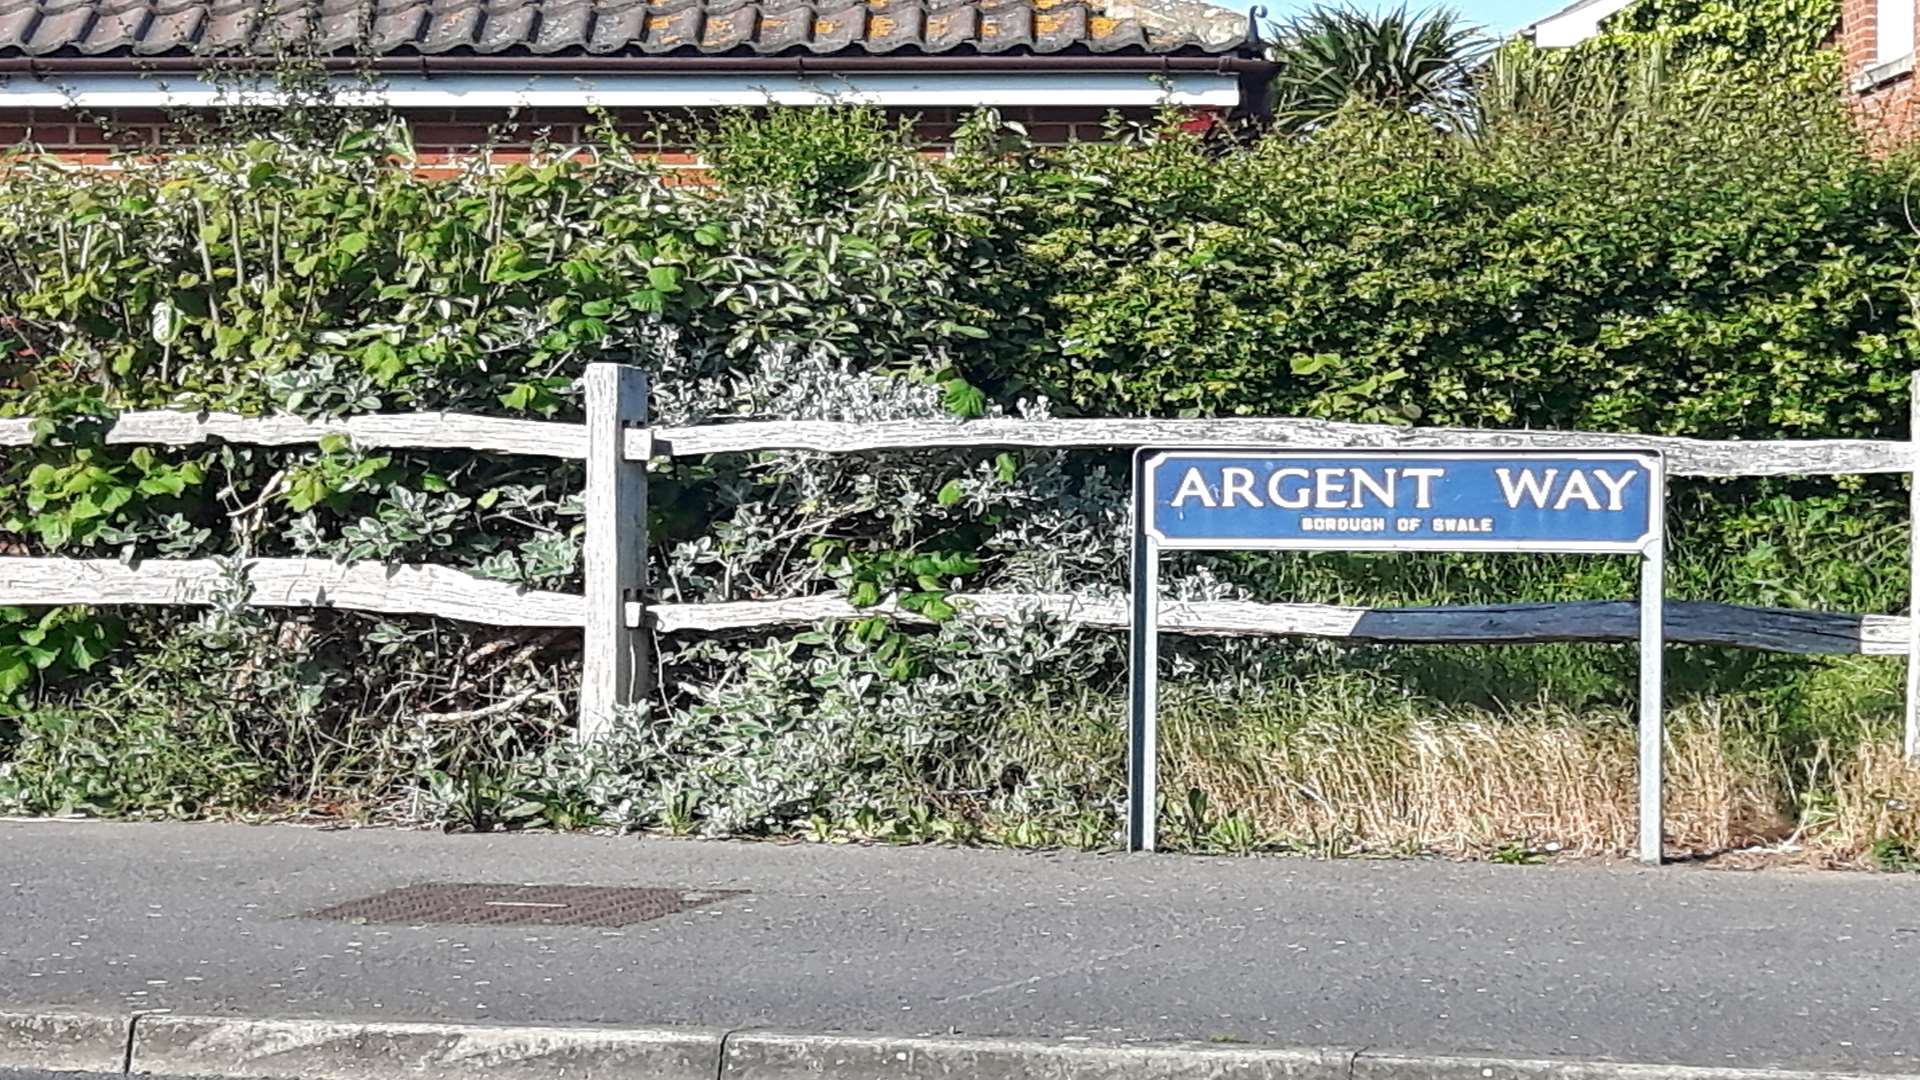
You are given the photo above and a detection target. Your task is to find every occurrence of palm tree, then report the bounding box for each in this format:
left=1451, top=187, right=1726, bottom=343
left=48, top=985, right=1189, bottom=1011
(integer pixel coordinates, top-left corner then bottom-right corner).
left=1267, top=5, right=1492, bottom=134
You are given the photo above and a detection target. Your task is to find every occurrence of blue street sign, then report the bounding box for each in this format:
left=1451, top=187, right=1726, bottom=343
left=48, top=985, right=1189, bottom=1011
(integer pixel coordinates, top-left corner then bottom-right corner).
left=1126, top=445, right=1668, bottom=865
left=1141, top=450, right=1660, bottom=554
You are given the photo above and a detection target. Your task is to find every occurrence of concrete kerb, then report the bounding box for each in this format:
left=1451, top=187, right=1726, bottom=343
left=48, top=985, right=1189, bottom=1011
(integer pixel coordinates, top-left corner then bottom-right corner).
left=2, top=1011, right=1918, bottom=1080
left=1347, top=1053, right=1884, bottom=1080
left=129, top=1014, right=726, bottom=1080
left=721, top=1030, right=1359, bottom=1079
left=0, top=1010, right=132, bottom=1074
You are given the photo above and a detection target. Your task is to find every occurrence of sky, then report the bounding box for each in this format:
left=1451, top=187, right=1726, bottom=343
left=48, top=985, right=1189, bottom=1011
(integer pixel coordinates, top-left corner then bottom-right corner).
left=1209, top=0, right=1568, bottom=36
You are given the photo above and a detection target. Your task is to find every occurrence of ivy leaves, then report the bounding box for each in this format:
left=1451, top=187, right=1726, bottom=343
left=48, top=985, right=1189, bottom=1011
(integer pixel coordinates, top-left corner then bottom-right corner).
left=1603, top=0, right=1840, bottom=75
left=9, top=446, right=206, bottom=551
left=812, top=540, right=980, bottom=621
left=0, top=607, right=119, bottom=700
left=802, top=535, right=982, bottom=678
left=282, top=440, right=396, bottom=514
left=941, top=377, right=989, bottom=419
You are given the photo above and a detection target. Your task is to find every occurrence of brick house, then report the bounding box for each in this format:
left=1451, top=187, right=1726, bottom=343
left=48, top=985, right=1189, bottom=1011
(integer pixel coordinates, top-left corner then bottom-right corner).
left=1845, top=0, right=1918, bottom=138
left=0, top=0, right=1272, bottom=160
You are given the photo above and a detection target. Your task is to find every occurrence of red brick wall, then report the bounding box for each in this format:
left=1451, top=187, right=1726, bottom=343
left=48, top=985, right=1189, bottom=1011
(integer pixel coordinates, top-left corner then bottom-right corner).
left=0, top=105, right=1175, bottom=164
left=1843, top=0, right=1920, bottom=146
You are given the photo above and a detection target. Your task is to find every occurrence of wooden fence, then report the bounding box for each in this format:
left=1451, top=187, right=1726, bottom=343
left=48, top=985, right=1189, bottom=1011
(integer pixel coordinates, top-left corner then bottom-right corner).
left=4, top=365, right=1919, bottom=756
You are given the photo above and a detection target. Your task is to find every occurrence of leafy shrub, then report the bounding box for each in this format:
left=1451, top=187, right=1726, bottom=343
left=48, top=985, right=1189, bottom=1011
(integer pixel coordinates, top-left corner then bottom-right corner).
left=0, top=587, right=278, bottom=817
left=0, top=607, right=119, bottom=704
left=1871, top=836, right=1920, bottom=872
left=961, top=88, right=1916, bottom=434
left=0, top=705, right=269, bottom=818
left=695, top=107, right=916, bottom=206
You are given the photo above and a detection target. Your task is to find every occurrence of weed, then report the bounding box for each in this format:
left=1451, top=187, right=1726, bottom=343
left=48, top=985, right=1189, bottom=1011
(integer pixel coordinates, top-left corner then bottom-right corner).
left=1490, top=843, right=1546, bottom=866
left=1871, top=837, right=1920, bottom=873
left=0, top=705, right=269, bottom=818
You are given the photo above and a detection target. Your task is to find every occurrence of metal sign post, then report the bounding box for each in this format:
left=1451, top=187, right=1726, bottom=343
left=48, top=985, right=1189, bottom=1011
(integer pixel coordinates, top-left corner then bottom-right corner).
left=1128, top=449, right=1667, bottom=863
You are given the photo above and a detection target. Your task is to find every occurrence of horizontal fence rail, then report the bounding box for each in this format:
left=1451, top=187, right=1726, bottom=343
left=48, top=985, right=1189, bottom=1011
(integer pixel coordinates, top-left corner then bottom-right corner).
left=0, top=557, right=1903, bottom=656
left=650, top=419, right=1911, bottom=478
left=1, top=409, right=1906, bottom=478
left=0, top=557, right=585, bottom=626
left=0, top=410, right=591, bottom=460
left=4, top=373, right=1918, bottom=749
left=643, top=592, right=1911, bottom=656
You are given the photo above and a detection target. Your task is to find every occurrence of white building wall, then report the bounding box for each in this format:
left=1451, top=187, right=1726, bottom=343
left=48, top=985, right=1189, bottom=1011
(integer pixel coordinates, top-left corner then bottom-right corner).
left=1525, top=0, right=1638, bottom=48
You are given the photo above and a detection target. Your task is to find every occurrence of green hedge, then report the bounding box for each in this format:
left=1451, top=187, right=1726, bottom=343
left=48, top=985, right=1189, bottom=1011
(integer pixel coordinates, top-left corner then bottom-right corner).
left=8, top=86, right=1913, bottom=448
left=956, top=88, right=1915, bottom=433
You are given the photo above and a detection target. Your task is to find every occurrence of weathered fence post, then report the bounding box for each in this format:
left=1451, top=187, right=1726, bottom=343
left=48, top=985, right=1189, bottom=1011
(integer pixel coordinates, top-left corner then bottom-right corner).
left=581, top=364, right=650, bottom=741
left=1908, top=370, right=1920, bottom=761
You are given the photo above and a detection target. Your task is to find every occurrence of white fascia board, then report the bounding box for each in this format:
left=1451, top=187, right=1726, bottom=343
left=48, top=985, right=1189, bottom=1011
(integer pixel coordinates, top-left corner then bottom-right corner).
left=0, top=71, right=1241, bottom=109
left=1526, top=0, right=1636, bottom=47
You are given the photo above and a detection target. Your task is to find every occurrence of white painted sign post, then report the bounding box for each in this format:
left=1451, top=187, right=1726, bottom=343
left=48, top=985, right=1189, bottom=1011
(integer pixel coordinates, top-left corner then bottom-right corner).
left=1129, top=448, right=1669, bottom=863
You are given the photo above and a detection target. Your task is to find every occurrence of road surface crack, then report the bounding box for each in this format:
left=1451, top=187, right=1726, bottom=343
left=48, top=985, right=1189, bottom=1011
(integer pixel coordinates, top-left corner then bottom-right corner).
left=934, top=942, right=1154, bottom=1004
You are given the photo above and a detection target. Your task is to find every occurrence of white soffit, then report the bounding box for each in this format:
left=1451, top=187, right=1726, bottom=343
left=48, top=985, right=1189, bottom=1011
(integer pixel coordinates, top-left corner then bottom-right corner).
left=0, top=71, right=1242, bottom=109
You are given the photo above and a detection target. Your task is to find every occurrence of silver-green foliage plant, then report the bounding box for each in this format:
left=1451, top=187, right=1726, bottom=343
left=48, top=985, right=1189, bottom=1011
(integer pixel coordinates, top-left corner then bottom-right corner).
left=480, top=341, right=1326, bottom=839
left=521, top=346, right=1133, bottom=836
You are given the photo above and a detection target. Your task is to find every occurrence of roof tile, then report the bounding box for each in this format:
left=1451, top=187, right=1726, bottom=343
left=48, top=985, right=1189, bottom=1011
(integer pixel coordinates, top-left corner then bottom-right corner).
left=698, top=2, right=752, bottom=50
left=805, top=3, right=859, bottom=51
left=1087, top=10, right=1143, bottom=50
left=366, top=0, right=426, bottom=50
left=196, top=0, right=255, bottom=50
left=244, top=0, right=305, bottom=52
left=419, top=0, right=482, bottom=49
left=132, top=2, right=204, bottom=51
left=472, top=1, right=532, bottom=50
left=975, top=0, right=1029, bottom=52
left=581, top=0, right=635, bottom=49
left=27, top=2, right=95, bottom=53
left=1030, top=4, right=1080, bottom=50
left=752, top=3, right=810, bottom=52
left=642, top=2, right=699, bottom=50
left=0, top=0, right=1252, bottom=60
left=0, top=4, right=36, bottom=51
left=922, top=1, right=973, bottom=50
left=860, top=2, right=916, bottom=51
left=309, top=1, right=364, bottom=51
left=73, top=1, right=149, bottom=53
left=528, top=0, right=590, bottom=50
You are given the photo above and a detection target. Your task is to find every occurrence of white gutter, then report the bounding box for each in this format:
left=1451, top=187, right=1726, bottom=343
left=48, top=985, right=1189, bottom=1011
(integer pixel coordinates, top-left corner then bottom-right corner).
left=0, top=71, right=1241, bottom=109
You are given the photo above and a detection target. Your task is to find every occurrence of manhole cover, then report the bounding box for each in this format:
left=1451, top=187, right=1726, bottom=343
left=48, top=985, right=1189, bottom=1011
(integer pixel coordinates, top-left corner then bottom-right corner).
left=309, top=883, right=743, bottom=928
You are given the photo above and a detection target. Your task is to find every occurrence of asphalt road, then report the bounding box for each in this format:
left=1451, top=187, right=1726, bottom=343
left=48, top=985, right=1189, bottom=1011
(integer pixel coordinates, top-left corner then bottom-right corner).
left=4, top=821, right=1919, bottom=1072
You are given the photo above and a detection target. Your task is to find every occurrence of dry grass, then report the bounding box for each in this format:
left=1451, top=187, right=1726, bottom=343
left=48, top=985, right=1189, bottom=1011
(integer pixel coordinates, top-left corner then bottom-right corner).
left=1813, top=741, right=1920, bottom=863
left=1154, top=682, right=1816, bottom=859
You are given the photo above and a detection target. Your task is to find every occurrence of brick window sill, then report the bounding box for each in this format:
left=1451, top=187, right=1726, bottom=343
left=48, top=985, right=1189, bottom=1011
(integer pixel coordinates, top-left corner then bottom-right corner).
left=1854, top=53, right=1916, bottom=94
